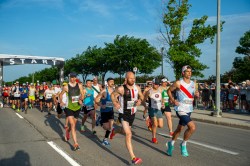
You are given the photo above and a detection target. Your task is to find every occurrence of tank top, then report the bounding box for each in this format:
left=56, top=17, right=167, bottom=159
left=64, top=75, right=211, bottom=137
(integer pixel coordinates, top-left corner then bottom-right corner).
left=83, top=88, right=94, bottom=110
left=67, top=83, right=81, bottom=111
left=100, top=87, right=114, bottom=113
left=174, top=79, right=195, bottom=113
left=29, top=87, right=36, bottom=96
left=161, top=87, right=169, bottom=106
left=39, top=89, right=45, bottom=99
left=118, top=84, right=139, bottom=114
left=92, top=84, right=100, bottom=98
left=148, top=88, right=162, bottom=110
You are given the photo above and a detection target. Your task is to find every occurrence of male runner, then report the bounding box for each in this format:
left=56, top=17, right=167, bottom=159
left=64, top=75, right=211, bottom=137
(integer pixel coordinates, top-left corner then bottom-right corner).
left=144, top=78, right=164, bottom=143
left=13, top=82, right=21, bottom=112
left=81, top=80, right=96, bottom=134
left=92, top=77, right=103, bottom=126
left=95, top=77, right=115, bottom=146
left=60, top=73, right=84, bottom=151
left=28, top=83, right=36, bottom=109
left=166, top=65, right=199, bottom=157
left=111, top=71, right=144, bottom=165
left=20, top=83, right=29, bottom=114
left=44, top=84, right=55, bottom=115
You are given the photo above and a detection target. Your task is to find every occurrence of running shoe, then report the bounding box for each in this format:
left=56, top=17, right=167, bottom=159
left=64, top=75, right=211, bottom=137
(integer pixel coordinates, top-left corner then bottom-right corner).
left=152, top=138, right=158, bottom=144
left=109, top=127, right=116, bottom=139
left=74, top=144, right=80, bottom=151
left=80, top=125, right=86, bottom=132
left=64, top=127, right=70, bottom=141
left=102, top=139, right=110, bottom=146
left=166, top=141, right=174, bottom=156
left=142, top=114, right=146, bottom=121
left=17, top=109, right=20, bottom=112
left=180, top=144, right=189, bottom=157
left=131, top=157, right=142, bottom=165
left=170, top=132, right=174, bottom=137
left=48, top=112, right=51, bottom=115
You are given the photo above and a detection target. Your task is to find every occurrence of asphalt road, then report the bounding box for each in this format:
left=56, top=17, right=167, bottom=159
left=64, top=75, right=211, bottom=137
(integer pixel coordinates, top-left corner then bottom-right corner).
left=0, top=107, right=249, bottom=166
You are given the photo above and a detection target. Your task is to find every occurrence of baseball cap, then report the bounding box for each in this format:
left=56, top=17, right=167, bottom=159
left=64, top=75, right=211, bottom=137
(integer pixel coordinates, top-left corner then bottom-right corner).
left=48, top=84, right=52, bottom=88
left=242, top=81, right=246, bottom=84
left=152, top=78, right=160, bottom=85
left=182, top=65, right=192, bottom=74
left=69, top=72, right=77, bottom=77
left=62, top=82, right=68, bottom=86
left=16, top=81, right=19, bottom=84
left=23, top=83, right=26, bottom=86
left=107, top=77, right=114, bottom=82
left=161, top=78, right=168, bottom=82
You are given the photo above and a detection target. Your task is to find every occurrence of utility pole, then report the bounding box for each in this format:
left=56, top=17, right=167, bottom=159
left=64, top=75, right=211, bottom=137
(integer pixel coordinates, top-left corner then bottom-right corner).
left=214, top=0, right=221, bottom=117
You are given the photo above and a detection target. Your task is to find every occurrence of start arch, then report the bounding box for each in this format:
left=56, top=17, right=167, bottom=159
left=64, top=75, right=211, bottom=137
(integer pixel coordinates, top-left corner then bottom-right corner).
left=0, top=54, right=65, bottom=104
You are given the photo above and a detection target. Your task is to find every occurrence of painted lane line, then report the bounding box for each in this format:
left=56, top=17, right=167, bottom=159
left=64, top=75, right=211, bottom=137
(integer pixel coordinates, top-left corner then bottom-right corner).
left=158, top=133, right=239, bottom=155
left=16, top=113, right=24, bottom=119
left=47, top=141, right=81, bottom=166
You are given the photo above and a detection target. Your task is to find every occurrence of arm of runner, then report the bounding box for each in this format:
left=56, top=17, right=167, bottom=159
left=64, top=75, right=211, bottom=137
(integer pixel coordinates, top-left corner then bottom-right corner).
left=111, top=86, right=123, bottom=110
left=95, top=89, right=105, bottom=105
left=135, top=85, right=144, bottom=106
left=167, top=80, right=180, bottom=106
left=79, top=83, right=85, bottom=105
left=143, top=87, right=150, bottom=104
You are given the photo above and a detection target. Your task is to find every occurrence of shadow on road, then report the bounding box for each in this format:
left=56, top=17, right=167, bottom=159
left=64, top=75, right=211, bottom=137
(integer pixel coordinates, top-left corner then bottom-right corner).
left=0, top=150, right=31, bottom=166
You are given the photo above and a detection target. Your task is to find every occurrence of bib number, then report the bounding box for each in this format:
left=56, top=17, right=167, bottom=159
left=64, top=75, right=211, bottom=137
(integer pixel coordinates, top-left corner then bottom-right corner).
left=86, top=105, right=94, bottom=110
left=127, top=101, right=135, bottom=109
left=71, top=96, right=79, bottom=103
left=106, top=101, right=113, bottom=108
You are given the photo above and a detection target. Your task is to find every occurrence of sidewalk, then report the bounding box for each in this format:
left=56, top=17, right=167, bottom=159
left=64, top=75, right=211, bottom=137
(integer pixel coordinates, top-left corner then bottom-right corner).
left=137, top=106, right=250, bottom=130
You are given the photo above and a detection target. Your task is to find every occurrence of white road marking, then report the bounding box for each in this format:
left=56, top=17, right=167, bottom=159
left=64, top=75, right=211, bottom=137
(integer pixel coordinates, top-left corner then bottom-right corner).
left=16, top=113, right=24, bottom=119
left=47, top=141, right=81, bottom=166
left=158, top=133, right=239, bottom=155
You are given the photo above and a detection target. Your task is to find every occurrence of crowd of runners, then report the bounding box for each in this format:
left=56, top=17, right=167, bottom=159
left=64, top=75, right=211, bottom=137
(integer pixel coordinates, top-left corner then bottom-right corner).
left=2, top=65, right=248, bottom=165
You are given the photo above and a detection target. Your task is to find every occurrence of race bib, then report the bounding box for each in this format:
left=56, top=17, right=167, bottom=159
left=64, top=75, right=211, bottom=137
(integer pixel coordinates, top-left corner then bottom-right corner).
left=14, top=92, right=20, bottom=97
left=163, top=96, right=169, bottom=103
left=106, top=101, right=113, bottom=108
left=127, top=101, right=135, bottom=109
left=39, top=95, right=44, bottom=99
left=46, top=94, right=53, bottom=99
left=71, top=96, right=79, bottom=103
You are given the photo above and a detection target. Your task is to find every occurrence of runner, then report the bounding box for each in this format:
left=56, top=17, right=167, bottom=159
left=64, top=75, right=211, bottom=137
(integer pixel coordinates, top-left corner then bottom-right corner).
left=81, top=80, right=96, bottom=134
left=160, top=78, right=174, bottom=136
left=92, top=77, right=102, bottom=126
left=110, top=71, right=144, bottom=165
left=144, top=78, right=164, bottom=144
left=28, top=83, right=36, bottom=109
left=2, top=85, right=10, bottom=107
left=44, top=84, right=55, bottom=115
left=166, top=65, right=199, bottom=157
left=95, top=77, right=115, bottom=146
left=60, top=72, right=84, bottom=151
left=13, top=81, right=21, bottom=112
left=20, top=83, right=29, bottom=114
left=38, top=84, right=45, bottom=112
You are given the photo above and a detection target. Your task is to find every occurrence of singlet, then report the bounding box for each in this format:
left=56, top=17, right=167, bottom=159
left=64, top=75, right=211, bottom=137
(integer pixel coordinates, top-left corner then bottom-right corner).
left=67, top=83, right=81, bottom=111
left=13, top=86, right=21, bottom=97
left=148, top=88, right=162, bottom=110
left=20, top=87, right=29, bottom=98
left=39, top=89, right=45, bottom=99
left=100, top=87, right=114, bottom=113
left=44, top=89, right=54, bottom=99
left=60, top=92, right=68, bottom=108
left=174, top=79, right=195, bottom=113
left=29, top=87, right=36, bottom=96
left=161, top=87, right=169, bottom=106
left=83, top=88, right=95, bottom=111
left=118, top=84, right=139, bottom=114
left=92, top=84, right=100, bottom=98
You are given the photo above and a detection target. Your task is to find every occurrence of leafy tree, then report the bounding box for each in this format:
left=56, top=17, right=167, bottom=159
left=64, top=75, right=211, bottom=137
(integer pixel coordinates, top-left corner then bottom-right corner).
left=105, top=35, right=162, bottom=75
left=235, top=30, right=250, bottom=57
left=160, top=0, right=224, bottom=79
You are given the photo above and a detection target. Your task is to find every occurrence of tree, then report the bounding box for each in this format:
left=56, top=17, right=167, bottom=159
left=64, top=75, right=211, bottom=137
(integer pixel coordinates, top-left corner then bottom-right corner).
left=160, top=0, right=224, bottom=79
left=235, top=30, right=250, bottom=57
left=105, top=35, right=162, bottom=75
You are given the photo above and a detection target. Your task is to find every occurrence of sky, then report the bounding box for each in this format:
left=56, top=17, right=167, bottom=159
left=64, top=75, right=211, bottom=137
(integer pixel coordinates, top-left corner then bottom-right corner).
left=0, top=0, right=250, bottom=82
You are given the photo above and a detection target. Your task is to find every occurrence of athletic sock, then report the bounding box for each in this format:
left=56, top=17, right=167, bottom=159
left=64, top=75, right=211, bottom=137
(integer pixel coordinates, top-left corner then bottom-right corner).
left=105, top=130, right=111, bottom=138
left=182, top=141, right=187, bottom=146
left=171, top=140, right=175, bottom=146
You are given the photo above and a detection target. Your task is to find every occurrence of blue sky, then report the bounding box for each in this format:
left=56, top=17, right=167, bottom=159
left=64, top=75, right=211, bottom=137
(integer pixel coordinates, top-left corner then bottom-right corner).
left=0, top=0, right=250, bottom=82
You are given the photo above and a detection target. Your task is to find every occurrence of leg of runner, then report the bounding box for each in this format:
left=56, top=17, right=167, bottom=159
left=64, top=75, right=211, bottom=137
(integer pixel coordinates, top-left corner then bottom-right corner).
left=91, top=110, right=96, bottom=134
left=68, top=116, right=79, bottom=151
left=164, top=111, right=173, bottom=136
left=81, top=114, right=88, bottom=132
